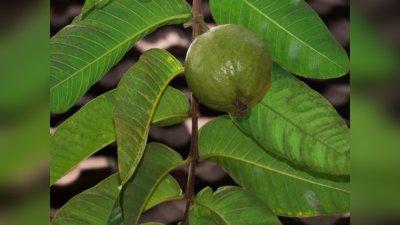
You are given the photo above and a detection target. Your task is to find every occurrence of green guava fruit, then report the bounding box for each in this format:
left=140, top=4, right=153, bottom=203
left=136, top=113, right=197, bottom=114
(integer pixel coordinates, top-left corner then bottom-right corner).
left=185, top=24, right=272, bottom=117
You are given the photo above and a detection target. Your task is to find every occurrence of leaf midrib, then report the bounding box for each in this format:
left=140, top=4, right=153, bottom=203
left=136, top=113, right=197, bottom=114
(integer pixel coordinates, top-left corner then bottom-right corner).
left=200, top=153, right=350, bottom=193
left=257, top=101, right=349, bottom=159
left=242, top=0, right=346, bottom=71
left=50, top=13, right=191, bottom=91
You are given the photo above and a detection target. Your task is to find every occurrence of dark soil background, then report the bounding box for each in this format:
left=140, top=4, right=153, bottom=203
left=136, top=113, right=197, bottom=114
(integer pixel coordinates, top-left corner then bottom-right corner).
left=50, top=0, right=350, bottom=224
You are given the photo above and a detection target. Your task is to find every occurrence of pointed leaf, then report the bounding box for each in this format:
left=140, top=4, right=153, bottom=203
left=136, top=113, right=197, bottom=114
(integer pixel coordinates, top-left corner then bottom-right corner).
left=52, top=173, right=120, bottom=225
left=189, top=186, right=281, bottom=225
left=210, top=0, right=349, bottom=78
left=107, top=143, right=189, bottom=225
left=144, top=173, right=182, bottom=211
left=82, top=0, right=113, bottom=16
left=152, top=86, right=190, bottom=126
left=50, top=90, right=116, bottom=187
left=50, top=86, right=189, bottom=186
left=113, top=48, right=185, bottom=184
left=198, top=116, right=350, bottom=217
left=107, top=174, right=180, bottom=225
left=52, top=172, right=180, bottom=225
left=50, top=0, right=192, bottom=113
left=231, top=62, right=350, bottom=175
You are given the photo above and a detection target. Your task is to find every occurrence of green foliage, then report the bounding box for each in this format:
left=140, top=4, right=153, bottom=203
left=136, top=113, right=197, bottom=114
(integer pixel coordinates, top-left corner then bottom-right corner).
left=152, top=86, right=190, bottom=126
left=50, top=90, right=116, bottom=186
left=189, top=186, right=281, bottom=224
left=50, top=0, right=350, bottom=224
left=107, top=143, right=188, bottom=225
left=50, top=0, right=191, bottom=113
left=52, top=143, right=185, bottom=225
left=113, top=48, right=185, bottom=185
left=50, top=86, right=189, bottom=186
left=52, top=173, right=120, bottom=225
left=198, top=116, right=350, bottom=217
left=210, top=0, right=349, bottom=78
left=231, top=62, right=350, bottom=175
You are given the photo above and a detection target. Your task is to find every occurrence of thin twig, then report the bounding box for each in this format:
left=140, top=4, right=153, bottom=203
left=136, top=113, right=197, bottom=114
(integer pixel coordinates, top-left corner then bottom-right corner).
left=180, top=0, right=202, bottom=224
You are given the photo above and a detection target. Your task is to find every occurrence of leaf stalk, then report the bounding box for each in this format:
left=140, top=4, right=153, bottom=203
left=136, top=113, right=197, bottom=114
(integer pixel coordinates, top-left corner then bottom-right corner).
left=197, top=16, right=210, bottom=32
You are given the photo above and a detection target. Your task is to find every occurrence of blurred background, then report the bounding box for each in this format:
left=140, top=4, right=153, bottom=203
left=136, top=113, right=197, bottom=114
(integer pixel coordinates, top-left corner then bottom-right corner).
left=49, top=0, right=350, bottom=224
left=1, top=0, right=400, bottom=224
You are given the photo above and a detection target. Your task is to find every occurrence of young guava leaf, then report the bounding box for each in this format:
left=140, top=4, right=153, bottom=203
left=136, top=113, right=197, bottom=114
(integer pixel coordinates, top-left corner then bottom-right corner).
left=113, top=48, right=185, bottom=185
left=230, top=62, right=350, bottom=175
left=50, top=86, right=189, bottom=186
left=198, top=116, right=350, bottom=217
left=210, top=0, right=349, bottom=78
left=189, top=186, right=281, bottom=225
left=50, top=0, right=192, bottom=113
left=107, top=143, right=189, bottom=225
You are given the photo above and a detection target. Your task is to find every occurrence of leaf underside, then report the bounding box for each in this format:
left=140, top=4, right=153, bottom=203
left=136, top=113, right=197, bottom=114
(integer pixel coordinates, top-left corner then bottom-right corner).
left=210, top=0, right=349, bottom=78
left=50, top=0, right=191, bottom=113
left=199, top=116, right=350, bottom=217
left=113, top=48, right=184, bottom=185
left=231, top=62, right=350, bottom=175
left=52, top=169, right=180, bottom=225
left=190, top=186, right=281, bottom=225
left=50, top=85, right=189, bottom=186
left=107, top=174, right=179, bottom=225
left=52, top=173, right=121, bottom=225
left=107, top=143, right=185, bottom=225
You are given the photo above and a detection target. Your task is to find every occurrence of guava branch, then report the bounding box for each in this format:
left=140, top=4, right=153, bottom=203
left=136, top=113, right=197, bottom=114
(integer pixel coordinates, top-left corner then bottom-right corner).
left=180, top=0, right=202, bottom=224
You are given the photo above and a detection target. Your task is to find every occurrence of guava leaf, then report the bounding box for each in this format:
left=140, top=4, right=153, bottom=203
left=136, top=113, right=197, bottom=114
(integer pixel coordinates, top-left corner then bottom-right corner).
left=152, top=86, right=190, bottom=126
left=50, top=90, right=116, bottom=187
left=107, top=143, right=188, bottom=225
left=82, top=0, right=113, bottom=16
left=107, top=175, right=180, bottom=225
left=230, top=62, right=350, bottom=175
left=113, top=49, right=184, bottom=185
left=50, top=86, right=189, bottom=186
left=52, top=173, right=120, bottom=225
left=210, top=0, right=349, bottom=78
left=189, top=186, right=281, bottom=225
left=198, top=116, right=350, bottom=217
left=52, top=143, right=184, bottom=225
left=50, top=0, right=191, bottom=113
